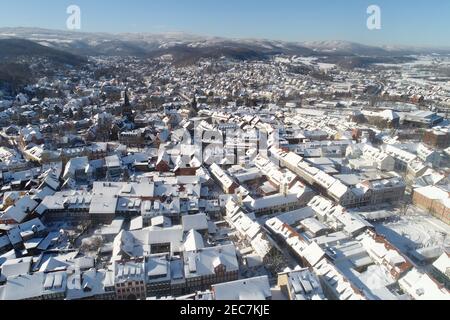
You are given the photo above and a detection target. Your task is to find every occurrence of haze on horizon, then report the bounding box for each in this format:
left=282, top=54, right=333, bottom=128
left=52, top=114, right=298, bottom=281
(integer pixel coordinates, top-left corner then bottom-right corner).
left=0, top=0, right=449, bottom=48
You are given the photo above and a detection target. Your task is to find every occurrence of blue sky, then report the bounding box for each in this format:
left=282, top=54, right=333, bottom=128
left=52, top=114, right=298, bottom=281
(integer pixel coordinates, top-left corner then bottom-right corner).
left=0, top=0, right=449, bottom=47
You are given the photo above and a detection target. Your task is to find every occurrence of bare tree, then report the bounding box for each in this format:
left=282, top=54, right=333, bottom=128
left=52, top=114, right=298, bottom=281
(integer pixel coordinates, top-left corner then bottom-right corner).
left=80, top=236, right=103, bottom=253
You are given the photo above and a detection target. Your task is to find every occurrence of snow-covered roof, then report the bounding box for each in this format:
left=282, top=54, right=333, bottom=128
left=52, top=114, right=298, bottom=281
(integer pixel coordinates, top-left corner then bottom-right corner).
left=313, top=258, right=366, bottom=300
left=399, top=268, right=450, bottom=300
left=66, top=269, right=107, bottom=300
left=432, top=252, right=450, bottom=279
left=414, top=185, right=449, bottom=201
left=184, top=229, right=205, bottom=252
left=1, top=196, right=38, bottom=224
left=212, top=276, right=271, bottom=300
left=2, top=271, right=67, bottom=300
left=182, top=213, right=208, bottom=232
left=285, top=268, right=325, bottom=300
left=183, top=244, right=238, bottom=279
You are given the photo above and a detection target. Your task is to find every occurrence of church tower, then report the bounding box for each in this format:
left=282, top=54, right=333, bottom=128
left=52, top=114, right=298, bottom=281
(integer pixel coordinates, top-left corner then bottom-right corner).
left=189, top=95, right=199, bottom=117
left=122, top=88, right=133, bottom=122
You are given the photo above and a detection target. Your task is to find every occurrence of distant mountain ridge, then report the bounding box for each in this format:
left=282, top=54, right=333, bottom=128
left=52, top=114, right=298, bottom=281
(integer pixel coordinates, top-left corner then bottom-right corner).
left=0, top=38, right=87, bottom=65
left=0, top=27, right=317, bottom=59
left=2, top=27, right=448, bottom=54
left=0, top=27, right=447, bottom=67
left=301, top=40, right=398, bottom=56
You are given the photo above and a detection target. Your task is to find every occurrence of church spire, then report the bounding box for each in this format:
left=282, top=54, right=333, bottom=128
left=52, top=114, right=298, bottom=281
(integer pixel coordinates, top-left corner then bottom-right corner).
left=124, top=88, right=130, bottom=107
left=122, top=88, right=133, bottom=121
left=190, top=94, right=198, bottom=115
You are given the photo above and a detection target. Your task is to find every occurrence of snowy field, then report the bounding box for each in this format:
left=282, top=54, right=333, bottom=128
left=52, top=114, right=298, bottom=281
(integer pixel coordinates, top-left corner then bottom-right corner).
left=374, top=208, right=450, bottom=261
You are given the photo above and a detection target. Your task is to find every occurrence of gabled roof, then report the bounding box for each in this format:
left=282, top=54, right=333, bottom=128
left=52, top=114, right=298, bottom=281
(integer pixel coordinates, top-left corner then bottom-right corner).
left=183, top=244, right=239, bottom=278
left=1, top=196, right=38, bottom=223
left=184, top=229, right=205, bottom=252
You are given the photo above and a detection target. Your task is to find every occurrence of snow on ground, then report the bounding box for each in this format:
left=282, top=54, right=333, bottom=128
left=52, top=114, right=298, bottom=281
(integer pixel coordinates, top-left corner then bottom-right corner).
left=292, top=57, right=317, bottom=65
left=374, top=209, right=450, bottom=259
left=317, top=63, right=336, bottom=71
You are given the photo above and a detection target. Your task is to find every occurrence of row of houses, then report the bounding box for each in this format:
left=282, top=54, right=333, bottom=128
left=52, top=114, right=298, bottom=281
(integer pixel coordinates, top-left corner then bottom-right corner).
left=271, top=148, right=406, bottom=208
